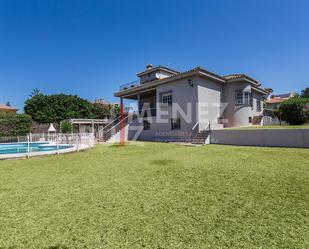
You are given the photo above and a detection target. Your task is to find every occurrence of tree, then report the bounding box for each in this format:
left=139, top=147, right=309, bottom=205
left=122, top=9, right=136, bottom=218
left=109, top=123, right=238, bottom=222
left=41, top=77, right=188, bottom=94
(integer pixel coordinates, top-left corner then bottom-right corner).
left=279, top=98, right=309, bottom=125
left=60, top=120, right=73, bottom=134
left=110, top=104, right=120, bottom=118
left=0, top=113, right=32, bottom=136
left=30, top=88, right=42, bottom=97
left=24, top=92, right=97, bottom=123
left=301, top=87, right=309, bottom=98
left=92, top=102, right=111, bottom=119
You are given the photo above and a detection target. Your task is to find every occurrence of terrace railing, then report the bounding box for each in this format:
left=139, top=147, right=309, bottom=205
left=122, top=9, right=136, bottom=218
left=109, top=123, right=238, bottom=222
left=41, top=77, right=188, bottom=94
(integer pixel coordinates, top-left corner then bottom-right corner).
left=119, top=80, right=140, bottom=91
left=97, top=112, right=139, bottom=142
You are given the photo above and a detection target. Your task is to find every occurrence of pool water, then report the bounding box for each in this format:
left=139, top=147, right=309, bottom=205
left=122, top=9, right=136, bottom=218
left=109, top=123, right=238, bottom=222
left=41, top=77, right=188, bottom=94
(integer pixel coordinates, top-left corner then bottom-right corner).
left=0, top=142, right=73, bottom=154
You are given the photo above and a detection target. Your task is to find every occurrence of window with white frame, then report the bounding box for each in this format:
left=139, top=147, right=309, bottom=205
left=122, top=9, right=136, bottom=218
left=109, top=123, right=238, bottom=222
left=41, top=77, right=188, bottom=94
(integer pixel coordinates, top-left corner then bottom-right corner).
left=257, top=100, right=261, bottom=111
left=235, top=90, right=252, bottom=105
left=244, top=92, right=251, bottom=105
left=235, top=90, right=243, bottom=104
left=160, top=91, right=172, bottom=106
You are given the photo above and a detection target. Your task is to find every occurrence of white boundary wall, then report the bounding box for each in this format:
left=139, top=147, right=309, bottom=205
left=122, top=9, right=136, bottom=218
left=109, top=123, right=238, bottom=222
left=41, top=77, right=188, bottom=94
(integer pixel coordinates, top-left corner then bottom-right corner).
left=210, top=129, right=309, bottom=148
left=261, top=116, right=287, bottom=126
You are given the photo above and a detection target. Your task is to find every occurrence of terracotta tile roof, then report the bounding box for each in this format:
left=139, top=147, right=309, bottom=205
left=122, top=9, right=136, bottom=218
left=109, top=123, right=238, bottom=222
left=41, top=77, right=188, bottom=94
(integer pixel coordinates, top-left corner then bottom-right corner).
left=266, top=92, right=295, bottom=104
left=0, top=104, right=18, bottom=111
left=273, top=93, right=290, bottom=98
left=266, top=98, right=287, bottom=104
left=224, top=74, right=246, bottom=80
left=224, top=74, right=259, bottom=84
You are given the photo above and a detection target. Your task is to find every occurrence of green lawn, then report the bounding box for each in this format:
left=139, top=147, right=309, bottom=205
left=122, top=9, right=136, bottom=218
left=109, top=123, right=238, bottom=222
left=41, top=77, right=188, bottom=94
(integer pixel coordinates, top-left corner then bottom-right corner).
left=0, top=143, right=309, bottom=249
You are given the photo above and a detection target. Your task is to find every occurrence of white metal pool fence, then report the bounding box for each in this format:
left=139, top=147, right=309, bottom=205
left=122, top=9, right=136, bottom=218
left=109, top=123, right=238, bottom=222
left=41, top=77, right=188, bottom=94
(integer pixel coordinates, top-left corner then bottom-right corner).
left=0, top=133, right=95, bottom=159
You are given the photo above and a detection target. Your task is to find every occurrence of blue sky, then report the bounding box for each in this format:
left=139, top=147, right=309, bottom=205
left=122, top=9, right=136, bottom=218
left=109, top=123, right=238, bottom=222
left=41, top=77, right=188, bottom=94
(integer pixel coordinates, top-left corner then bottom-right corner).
left=0, top=0, right=308, bottom=111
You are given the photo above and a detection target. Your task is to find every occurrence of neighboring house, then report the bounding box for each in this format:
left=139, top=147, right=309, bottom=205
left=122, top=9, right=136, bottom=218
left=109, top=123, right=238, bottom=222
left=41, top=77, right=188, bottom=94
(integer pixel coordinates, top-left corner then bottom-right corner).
left=0, top=104, right=18, bottom=113
left=266, top=92, right=296, bottom=110
left=114, top=64, right=270, bottom=142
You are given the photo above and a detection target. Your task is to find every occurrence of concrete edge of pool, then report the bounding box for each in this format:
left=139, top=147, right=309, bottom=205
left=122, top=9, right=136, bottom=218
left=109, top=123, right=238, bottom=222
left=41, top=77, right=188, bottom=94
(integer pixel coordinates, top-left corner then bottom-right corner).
left=0, top=144, right=92, bottom=160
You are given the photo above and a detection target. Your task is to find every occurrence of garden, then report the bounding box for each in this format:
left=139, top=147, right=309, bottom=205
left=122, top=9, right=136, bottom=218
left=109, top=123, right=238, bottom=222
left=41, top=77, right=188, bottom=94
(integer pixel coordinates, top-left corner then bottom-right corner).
left=0, top=142, right=308, bottom=248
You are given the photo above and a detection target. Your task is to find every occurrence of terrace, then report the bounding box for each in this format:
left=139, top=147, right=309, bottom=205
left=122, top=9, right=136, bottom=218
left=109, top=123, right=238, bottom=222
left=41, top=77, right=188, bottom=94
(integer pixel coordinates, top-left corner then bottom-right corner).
left=119, top=83, right=157, bottom=117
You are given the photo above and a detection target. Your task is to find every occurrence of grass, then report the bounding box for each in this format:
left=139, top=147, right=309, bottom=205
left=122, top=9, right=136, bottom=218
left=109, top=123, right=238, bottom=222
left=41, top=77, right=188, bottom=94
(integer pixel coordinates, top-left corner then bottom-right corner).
left=0, top=142, right=309, bottom=249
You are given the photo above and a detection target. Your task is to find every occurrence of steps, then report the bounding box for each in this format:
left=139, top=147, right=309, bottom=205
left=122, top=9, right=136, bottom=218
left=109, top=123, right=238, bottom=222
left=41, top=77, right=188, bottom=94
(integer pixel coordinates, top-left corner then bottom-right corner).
left=102, top=122, right=125, bottom=142
left=98, top=114, right=132, bottom=142
left=102, top=130, right=116, bottom=142
left=191, top=130, right=210, bottom=144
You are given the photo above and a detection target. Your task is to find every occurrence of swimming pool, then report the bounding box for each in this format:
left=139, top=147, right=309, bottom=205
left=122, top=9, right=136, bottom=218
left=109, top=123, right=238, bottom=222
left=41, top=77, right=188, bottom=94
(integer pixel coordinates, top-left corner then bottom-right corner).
left=0, top=142, right=73, bottom=155
left=0, top=133, right=94, bottom=160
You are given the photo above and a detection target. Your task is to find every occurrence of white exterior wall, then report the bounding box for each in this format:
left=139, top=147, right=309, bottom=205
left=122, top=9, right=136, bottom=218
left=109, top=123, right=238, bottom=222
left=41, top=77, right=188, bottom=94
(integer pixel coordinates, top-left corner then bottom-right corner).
left=196, top=76, right=223, bottom=130
left=137, top=77, right=199, bottom=142
left=223, top=82, right=264, bottom=127
left=252, top=91, right=264, bottom=116
left=156, top=77, right=198, bottom=130
left=126, top=76, right=266, bottom=142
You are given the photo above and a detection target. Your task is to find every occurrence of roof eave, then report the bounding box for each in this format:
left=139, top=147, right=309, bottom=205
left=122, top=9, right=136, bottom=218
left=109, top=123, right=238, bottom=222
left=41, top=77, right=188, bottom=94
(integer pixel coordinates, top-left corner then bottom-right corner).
left=251, top=86, right=268, bottom=95
left=197, top=70, right=226, bottom=83
left=227, top=77, right=259, bottom=85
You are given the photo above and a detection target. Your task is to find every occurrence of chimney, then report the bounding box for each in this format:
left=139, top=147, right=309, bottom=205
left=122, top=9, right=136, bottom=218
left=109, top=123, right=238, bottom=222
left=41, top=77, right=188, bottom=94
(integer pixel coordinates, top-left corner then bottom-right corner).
left=146, top=64, right=153, bottom=70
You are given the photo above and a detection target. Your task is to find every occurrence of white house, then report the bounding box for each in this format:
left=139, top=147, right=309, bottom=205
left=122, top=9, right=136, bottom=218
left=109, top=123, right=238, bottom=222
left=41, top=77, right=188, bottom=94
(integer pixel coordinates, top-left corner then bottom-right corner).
left=113, top=64, right=270, bottom=143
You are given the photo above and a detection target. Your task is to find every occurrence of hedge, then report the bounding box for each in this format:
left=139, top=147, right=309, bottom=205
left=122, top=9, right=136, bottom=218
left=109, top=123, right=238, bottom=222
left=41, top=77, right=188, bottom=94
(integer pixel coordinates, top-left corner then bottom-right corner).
left=279, top=98, right=309, bottom=125
left=0, top=113, right=32, bottom=137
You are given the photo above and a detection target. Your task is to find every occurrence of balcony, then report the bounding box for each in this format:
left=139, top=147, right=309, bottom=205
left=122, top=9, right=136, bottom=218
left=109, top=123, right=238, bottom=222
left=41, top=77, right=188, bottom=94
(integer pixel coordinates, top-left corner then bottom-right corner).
left=119, top=80, right=140, bottom=91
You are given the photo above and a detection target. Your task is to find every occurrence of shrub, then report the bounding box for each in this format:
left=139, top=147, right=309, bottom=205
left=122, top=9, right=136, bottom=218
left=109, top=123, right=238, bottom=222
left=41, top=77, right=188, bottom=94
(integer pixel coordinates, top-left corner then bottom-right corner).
left=60, top=120, right=73, bottom=134
left=0, top=113, right=32, bottom=136
left=279, top=98, right=309, bottom=125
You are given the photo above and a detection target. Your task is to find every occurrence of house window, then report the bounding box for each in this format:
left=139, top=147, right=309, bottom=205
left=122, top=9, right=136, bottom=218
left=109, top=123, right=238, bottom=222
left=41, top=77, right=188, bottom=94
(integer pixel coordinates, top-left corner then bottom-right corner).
left=160, top=91, right=172, bottom=106
left=248, top=117, right=252, bottom=123
left=244, top=92, right=250, bottom=104
left=171, top=118, right=181, bottom=130
left=143, top=120, right=150, bottom=130
left=236, top=90, right=243, bottom=104
left=235, top=90, right=252, bottom=105
left=257, top=100, right=261, bottom=111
